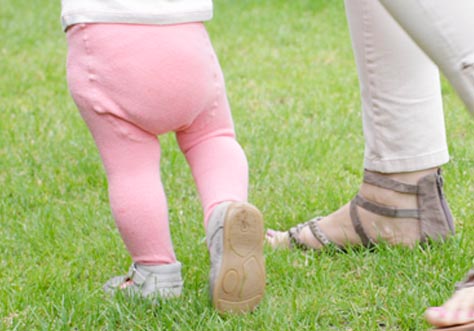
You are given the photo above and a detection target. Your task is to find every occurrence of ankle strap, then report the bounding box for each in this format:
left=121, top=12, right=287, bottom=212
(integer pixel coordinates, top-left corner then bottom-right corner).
left=363, top=171, right=419, bottom=194
left=128, top=263, right=148, bottom=285
left=353, top=195, right=420, bottom=219
left=349, top=194, right=420, bottom=247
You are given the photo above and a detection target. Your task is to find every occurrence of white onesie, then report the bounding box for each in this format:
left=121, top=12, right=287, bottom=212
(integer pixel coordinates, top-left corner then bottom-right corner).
left=61, top=0, right=213, bottom=30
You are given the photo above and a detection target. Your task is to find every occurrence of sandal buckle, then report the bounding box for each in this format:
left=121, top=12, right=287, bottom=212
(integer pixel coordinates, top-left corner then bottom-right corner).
left=129, top=263, right=137, bottom=280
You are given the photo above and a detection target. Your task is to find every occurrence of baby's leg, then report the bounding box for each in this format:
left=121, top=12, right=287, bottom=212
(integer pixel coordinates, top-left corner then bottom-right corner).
left=66, top=22, right=230, bottom=298
left=175, top=43, right=248, bottom=226
left=175, top=28, right=265, bottom=313
left=178, top=110, right=266, bottom=313
left=178, top=129, right=248, bottom=226
left=76, top=106, right=176, bottom=266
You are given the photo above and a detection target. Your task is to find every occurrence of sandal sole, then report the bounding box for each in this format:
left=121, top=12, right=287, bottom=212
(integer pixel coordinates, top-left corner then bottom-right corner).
left=432, top=321, right=474, bottom=331
left=212, top=203, right=265, bottom=314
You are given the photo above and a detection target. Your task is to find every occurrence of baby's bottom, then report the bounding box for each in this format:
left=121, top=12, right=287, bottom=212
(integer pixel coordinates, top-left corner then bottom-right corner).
left=66, top=23, right=248, bottom=265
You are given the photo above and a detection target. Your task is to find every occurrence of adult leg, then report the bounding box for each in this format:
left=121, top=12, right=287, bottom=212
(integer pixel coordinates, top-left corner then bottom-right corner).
left=379, top=0, right=474, bottom=114
left=377, top=1, right=474, bottom=329
left=267, top=0, right=453, bottom=250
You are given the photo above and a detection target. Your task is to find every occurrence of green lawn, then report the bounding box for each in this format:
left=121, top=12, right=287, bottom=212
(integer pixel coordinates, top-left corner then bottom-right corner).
left=1, top=0, right=473, bottom=330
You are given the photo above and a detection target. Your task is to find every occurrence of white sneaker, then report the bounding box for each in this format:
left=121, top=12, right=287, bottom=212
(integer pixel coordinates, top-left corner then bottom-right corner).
left=103, top=262, right=183, bottom=299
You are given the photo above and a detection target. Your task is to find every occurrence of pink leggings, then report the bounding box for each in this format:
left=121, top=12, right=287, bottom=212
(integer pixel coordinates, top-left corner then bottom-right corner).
left=66, top=23, right=248, bottom=265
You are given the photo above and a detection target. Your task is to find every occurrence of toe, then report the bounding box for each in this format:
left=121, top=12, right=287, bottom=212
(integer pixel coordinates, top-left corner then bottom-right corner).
left=265, top=229, right=290, bottom=249
left=425, top=288, right=474, bottom=328
left=425, top=307, right=449, bottom=327
left=266, top=229, right=276, bottom=238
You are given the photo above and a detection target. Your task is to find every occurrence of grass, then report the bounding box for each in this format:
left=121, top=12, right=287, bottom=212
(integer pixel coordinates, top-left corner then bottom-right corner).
left=1, top=0, right=474, bottom=330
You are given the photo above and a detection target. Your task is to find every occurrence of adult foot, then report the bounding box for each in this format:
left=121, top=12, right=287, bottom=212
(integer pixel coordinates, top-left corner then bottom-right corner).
left=267, top=168, right=454, bottom=250
left=425, top=270, right=474, bottom=330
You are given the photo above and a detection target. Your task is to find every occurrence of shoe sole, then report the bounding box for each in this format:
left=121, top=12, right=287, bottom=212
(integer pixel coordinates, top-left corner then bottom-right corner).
left=431, top=321, right=474, bottom=331
left=212, top=202, right=265, bottom=314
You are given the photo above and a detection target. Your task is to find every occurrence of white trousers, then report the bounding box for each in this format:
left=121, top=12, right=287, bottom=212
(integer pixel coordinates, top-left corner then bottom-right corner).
left=345, top=0, right=452, bottom=173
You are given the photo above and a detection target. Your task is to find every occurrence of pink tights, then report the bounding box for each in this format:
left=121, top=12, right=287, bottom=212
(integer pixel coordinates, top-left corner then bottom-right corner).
left=66, top=23, right=248, bottom=265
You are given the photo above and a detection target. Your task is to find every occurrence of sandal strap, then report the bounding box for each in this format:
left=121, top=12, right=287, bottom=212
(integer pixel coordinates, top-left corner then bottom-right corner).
left=288, top=222, right=311, bottom=250
left=307, top=217, right=332, bottom=247
left=288, top=218, right=343, bottom=250
left=350, top=193, right=420, bottom=247
left=353, top=194, right=420, bottom=219
left=350, top=198, right=374, bottom=247
left=127, top=263, right=148, bottom=286
left=363, top=171, right=419, bottom=194
left=456, top=270, right=474, bottom=290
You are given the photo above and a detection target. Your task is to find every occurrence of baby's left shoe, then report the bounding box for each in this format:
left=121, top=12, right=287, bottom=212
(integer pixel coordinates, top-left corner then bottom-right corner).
left=206, top=201, right=266, bottom=314
left=104, top=262, right=183, bottom=299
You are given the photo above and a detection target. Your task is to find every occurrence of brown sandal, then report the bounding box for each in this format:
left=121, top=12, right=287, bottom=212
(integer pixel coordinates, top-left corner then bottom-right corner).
left=431, top=322, right=474, bottom=331
left=288, top=169, right=455, bottom=249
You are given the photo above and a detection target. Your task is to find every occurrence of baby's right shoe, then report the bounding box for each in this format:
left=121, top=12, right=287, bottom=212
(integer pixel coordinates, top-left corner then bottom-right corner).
left=206, top=201, right=266, bottom=314
left=104, top=262, right=183, bottom=299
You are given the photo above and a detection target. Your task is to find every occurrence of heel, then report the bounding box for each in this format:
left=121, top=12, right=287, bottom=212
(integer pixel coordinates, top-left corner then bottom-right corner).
left=417, top=169, right=455, bottom=242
